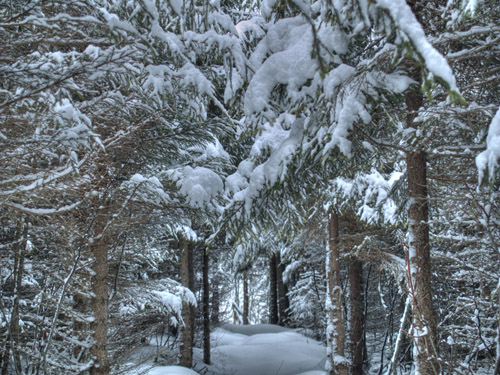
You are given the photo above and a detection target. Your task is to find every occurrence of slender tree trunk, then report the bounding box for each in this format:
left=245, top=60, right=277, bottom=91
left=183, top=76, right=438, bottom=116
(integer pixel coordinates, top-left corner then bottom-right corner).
left=211, top=250, right=220, bottom=326
left=243, top=272, right=250, bottom=325
left=212, top=280, right=220, bottom=326
left=276, top=254, right=290, bottom=326
left=494, top=288, right=500, bottom=375
left=386, top=296, right=412, bottom=375
left=349, top=258, right=364, bottom=375
left=179, top=238, right=194, bottom=368
left=405, top=87, right=440, bottom=375
left=3, top=219, right=27, bottom=375
left=202, top=247, right=210, bottom=365
left=326, top=208, right=348, bottom=375
left=233, top=276, right=240, bottom=324
left=90, top=209, right=110, bottom=375
left=269, top=254, right=279, bottom=325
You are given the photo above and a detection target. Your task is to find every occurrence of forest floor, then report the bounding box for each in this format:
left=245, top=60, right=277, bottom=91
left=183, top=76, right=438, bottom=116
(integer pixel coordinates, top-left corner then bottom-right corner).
left=127, top=324, right=327, bottom=375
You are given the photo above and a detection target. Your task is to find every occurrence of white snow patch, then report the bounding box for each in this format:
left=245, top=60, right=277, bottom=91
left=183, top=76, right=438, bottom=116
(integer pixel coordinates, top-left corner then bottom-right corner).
left=145, top=366, right=200, bottom=375
left=204, top=324, right=326, bottom=375
left=376, top=0, right=458, bottom=92
left=476, top=107, right=500, bottom=184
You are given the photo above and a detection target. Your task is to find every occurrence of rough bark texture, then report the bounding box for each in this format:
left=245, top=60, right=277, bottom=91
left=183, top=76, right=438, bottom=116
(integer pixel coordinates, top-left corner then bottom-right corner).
left=243, top=272, right=250, bottom=325
left=406, top=87, right=440, bottom=375
left=202, top=248, right=210, bottom=365
left=2, top=220, right=26, bottom=375
left=90, top=210, right=111, bottom=375
left=212, top=280, right=220, bottom=326
left=276, top=254, right=290, bottom=326
left=269, top=254, right=279, bottom=325
left=233, top=277, right=240, bottom=324
left=179, top=238, right=194, bottom=368
left=326, top=209, right=348, bottom=375
left=349, top=258, right=364, bottom=375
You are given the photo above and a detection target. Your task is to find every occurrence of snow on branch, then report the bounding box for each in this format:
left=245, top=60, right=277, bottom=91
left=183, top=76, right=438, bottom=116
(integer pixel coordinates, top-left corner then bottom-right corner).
left=476, top=107, right=500, bottom=184
left=376, top=0, right=461, bottom=100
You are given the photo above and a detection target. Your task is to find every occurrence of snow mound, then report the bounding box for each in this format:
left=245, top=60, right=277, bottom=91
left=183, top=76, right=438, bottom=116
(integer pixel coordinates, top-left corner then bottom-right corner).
left=145, top=366, right=200, bottom=375
left=220, top=323, right=293, bottom=335
left=198, top=324, right=326, bottom=375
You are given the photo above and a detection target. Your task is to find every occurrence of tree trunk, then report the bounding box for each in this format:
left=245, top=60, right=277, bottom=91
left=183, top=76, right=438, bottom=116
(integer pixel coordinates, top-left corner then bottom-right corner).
left=202, top=247, right=210, bottom=365
left=386, top=295, right=412, bottom=375
left=243, top=272, right=250, bottom=325
left=2, top=219, right=27, bottom=375
left=90, top=209, right=110, bottom=375
left=405, top=87, right=440, bottom=375
left=269, top=254, right=279, bottom=325
left=179, top=238, right=194, bottom=368
left=233, top=276, right=240, bottom=324
left=212, top=280, right=220, bottom=326
left=495, top=299, right=500, bottom=375
left=349, top=258, right=364, bottom=375
left=276, top=254, right=290, bottom=326
left=326, top=208, right=348, bottom=375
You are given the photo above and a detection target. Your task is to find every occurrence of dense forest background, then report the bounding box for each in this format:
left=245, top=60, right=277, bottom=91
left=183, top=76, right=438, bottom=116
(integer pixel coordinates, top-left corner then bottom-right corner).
left=1, top=0, right=499, bottom=374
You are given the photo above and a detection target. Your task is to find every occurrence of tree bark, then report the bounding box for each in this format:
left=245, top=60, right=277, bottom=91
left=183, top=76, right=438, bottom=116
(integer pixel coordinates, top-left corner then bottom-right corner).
left=212, top=280, right=220, bottom=326
left=2, top=219, right=27, bottom=375
left=386, top=296, right=412, bottom=375
left=233, top=276, right=240, bottom=324
left=202, top=247, right=210, bottom=365
left=405, top=87, right=440, bottom=375
left=90, top=209, right=111, bottom=375
left=276, top=254, right=290, bottom=326
left=349, top=258, right=364, bottom=375
left=243, top=272, right=250, bottom=325
left=269, top=254, right=279, bottom=325
left=326, top=208, right=348, bottom=375
left=179, top=238, right=194, bottom=368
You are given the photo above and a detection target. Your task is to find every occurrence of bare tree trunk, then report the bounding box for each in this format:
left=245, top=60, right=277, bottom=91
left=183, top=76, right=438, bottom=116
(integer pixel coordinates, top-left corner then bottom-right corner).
left=90, top=209, right=110, bottom=375
left=269, top=254, right=279, bottom=325
left=179, top=238, right=194, bottom=368
left=326, top=208, right=348, bottom=375
left=212, top=281, right=220, bottom=326
left=3, top=219, right=27, bottom=375
left=349, top=258, right=364, bottom=375
left=494, top=288, right=500, bottom=375
left=276, top=254, right=290, bottom=326
left=243, top=272, right=249, bottom=325
left=386, top=295, right=412, bottom=375
left=405, top=87, right=440, bottom=375
left=202, top=248, right=210, bottom=365
left=233, top=276, right=240, bottom=324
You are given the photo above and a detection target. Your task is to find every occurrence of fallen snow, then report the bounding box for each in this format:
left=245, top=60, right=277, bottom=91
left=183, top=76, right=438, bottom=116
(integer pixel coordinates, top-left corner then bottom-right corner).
left=140, top=324, right=327, bottom=375
left=195, top=324, right=326, bottom=375
left=146, top=366, right=200, bottom=375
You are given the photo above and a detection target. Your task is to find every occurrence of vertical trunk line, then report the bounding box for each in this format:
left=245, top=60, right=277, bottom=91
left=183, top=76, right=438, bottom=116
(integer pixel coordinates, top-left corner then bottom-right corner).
left=243, top=272, right=250, bottom=325
left=269, top=254, right=279, bottom=325
left=203, top=247, right=210, bottom=365
left=276, top=253, right=290, bottom=326
left=349, top=258, right=364, bottom=375
left=90, top=206, right=110, bottom=375
left=326, top=208, right=348, bottom=375
left=405, top=86, right=440, bottom=375
left=179, top=238, right=194, bottom=368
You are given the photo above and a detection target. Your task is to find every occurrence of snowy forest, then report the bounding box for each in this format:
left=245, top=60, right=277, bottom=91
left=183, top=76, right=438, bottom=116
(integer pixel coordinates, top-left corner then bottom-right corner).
left=1, top=0, right=499, bottom=374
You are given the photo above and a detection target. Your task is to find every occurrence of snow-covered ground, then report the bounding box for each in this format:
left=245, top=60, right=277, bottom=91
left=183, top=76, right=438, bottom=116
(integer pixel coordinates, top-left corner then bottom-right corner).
left=137, top=324, right=327, bottom=375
